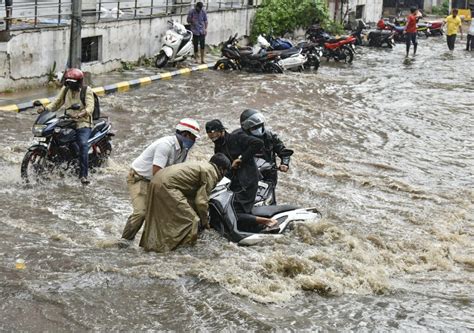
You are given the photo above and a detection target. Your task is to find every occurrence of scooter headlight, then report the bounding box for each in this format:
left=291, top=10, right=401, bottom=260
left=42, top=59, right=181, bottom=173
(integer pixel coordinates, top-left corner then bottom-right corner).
left=33, top=124, right=46, bottom=136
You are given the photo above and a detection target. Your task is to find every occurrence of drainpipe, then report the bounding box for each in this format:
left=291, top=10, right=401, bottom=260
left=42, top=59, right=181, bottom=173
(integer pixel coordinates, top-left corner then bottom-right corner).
left=68, top=0, right=82, bottom=69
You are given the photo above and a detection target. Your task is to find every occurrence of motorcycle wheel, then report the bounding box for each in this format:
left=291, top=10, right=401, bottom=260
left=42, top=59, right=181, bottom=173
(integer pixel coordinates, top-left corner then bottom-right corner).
left=154, top=51, right=169, bottom=68
left=341, top=46, right=354, bottom=63
left=213, top=59, right=235, bottom=70
left=89, top=138, right=112, bottom=168
left=263, top=62, right=283, bottom=74
left=21, top=147, right=48, bottom=183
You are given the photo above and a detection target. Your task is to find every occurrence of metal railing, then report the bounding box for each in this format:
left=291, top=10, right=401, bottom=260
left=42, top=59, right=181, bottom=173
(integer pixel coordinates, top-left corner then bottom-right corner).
left=1, top=0, right=262, bottom=31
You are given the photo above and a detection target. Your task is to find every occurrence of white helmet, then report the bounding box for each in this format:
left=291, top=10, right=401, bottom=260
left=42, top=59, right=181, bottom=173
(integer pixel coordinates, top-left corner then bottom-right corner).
left=176, top=118, right=201, bottom=138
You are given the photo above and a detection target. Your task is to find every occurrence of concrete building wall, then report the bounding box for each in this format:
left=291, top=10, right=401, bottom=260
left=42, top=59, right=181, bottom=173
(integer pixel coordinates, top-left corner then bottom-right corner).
left=327, top=0, right=383, bottom=24
left=0, top=7, right=256, bottom=91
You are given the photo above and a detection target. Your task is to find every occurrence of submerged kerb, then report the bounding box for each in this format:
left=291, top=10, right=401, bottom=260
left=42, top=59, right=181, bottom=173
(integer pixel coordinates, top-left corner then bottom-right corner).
left=0, top=63, right=212, bottom=113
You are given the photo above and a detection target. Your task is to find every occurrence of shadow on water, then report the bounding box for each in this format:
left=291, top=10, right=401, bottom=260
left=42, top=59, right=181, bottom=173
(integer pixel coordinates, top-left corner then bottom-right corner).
left=0, top=37, right=473, bottom=330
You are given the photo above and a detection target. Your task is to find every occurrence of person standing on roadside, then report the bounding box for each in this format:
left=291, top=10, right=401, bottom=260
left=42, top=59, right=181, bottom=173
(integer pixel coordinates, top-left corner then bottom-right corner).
left=118, top=118, right=201, bottom=248
left=187, top=1, right=208, bottom=64
left=466, top=19, right=474, bottom=51
left=445, top=8, right=463, bottom=51
left=405, top=7, right=419, bottom=57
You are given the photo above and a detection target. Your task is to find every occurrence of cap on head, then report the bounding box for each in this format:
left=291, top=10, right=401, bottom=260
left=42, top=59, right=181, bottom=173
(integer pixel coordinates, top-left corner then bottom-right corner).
left=176, top=118, right=201, bottom=138
left=210, top=153, right=231, bottom=172
left=205, top=119, right=226, bottom=133
left=240, top=109, right=265, bottom=131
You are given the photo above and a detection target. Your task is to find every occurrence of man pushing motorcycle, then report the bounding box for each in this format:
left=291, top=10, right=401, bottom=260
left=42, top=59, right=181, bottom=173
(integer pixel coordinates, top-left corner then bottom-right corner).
left=37, top=68, right=94, bottom=185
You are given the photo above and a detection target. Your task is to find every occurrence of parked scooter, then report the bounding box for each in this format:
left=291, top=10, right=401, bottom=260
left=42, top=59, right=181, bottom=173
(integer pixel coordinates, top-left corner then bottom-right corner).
left=368, top=29, right=396, bottom=48
left=256, top=35, right=307, bottom=71
left=154, top=20, right=193, bottom=68
left=265, top=35, right=322, bottom=71
left=214, top=34, right=284, bottom=73
left=21, top=101, right=114, bottom=183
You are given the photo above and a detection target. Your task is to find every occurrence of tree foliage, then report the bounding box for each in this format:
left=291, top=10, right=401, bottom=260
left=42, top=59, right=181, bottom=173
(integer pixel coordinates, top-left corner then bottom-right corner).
left=251, top=0, right=329, bottom=41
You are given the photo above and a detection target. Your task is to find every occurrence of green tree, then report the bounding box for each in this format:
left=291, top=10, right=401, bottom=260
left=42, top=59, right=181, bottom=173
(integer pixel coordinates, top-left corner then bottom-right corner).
left=251, top=0, right=330, bottom=41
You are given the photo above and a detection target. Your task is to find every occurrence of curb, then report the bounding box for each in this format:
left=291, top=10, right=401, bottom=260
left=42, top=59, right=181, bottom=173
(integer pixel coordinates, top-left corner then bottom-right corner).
left=0, top=63, right=212, bottom=113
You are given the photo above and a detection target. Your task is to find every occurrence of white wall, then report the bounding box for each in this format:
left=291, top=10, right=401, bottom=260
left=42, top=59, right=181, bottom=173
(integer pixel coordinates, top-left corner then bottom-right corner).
left=0, top=7, right=256, bottom=91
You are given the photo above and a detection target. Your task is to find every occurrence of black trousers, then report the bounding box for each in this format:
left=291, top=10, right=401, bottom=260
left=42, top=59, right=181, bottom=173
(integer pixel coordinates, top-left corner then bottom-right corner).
left=192, top=34, right=205, bottom=53
left=467, top=34, right=474, bottom=51
left=447, top=34, right=457, bottom=50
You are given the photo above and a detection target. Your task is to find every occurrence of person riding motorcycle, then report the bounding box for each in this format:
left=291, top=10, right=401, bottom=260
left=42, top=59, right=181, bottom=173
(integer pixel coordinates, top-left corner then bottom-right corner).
left=205, top=119, right=278, bottom=232
left=239, top=109, right=291, bottom=204
left=37, top=68, right=95, bottom=185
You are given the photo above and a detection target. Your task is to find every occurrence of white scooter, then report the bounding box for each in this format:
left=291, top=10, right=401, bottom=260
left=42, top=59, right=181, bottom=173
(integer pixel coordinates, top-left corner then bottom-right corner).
left=256, top=35, right=307, bottom=71
left=154, top=20, right=194, bottom=68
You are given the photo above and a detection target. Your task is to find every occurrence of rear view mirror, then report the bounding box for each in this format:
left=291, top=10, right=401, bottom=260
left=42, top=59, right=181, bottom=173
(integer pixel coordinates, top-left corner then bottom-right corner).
left=279, top=149, right=294, bottom=157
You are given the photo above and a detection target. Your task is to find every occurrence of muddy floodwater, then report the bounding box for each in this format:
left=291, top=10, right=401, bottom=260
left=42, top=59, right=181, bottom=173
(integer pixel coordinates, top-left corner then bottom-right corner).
left=1, top=38, right=473, bottom=331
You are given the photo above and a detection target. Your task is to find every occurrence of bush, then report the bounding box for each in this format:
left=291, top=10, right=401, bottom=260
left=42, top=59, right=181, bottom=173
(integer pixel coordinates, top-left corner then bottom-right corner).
left=431, top=0, right=449, bottom=16
left=251, top=0, right=329, bottom=41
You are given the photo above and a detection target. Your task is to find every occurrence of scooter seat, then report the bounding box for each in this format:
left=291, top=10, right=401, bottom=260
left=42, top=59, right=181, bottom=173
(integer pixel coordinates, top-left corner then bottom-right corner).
left=279, top=47, right=301, bottom=56
left=182, top=31, right=192, bottom=43
left=252, top=204, right=299, bottom=218
left=90, top=120, right=106, bottom=138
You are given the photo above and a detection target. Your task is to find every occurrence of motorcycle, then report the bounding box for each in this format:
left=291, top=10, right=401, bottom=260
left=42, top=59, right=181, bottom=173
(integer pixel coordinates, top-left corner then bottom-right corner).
left=265, top=35, right=323, bottom=71
left=256, top=35, right=308, bottom=71
left=214, top=34, right=284, bottom=73
left=425, top=21, right=443, bottom=36
left=306, top=26, right=355, bottom=63
left=367, top=29, right=396, bottom=48
left=21, top=101, right=114, bottom=183
left=209, top=161, right=321, bottom=246
left=384, top=22, right=406, bottom=43
left=154, top=20, right=193, bottom=68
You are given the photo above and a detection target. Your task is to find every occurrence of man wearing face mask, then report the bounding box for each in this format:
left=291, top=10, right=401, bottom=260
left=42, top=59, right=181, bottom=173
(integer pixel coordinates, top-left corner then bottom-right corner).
left=240, top=109, right=291, bottom=204
left=38, top=68, right=94, bottom=185
left=206, top=118, right=279, bottom=233
left=118, top=118, right=200, bottom=248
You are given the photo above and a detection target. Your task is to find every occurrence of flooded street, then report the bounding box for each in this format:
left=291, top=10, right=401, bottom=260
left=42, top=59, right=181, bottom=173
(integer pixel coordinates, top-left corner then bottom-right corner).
left=1, top=37, right=473, bottom=330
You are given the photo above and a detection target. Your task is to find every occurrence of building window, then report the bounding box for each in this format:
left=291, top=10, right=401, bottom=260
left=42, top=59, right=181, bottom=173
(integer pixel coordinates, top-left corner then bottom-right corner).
left=356, top=5, right=365, bottom=19
left=82, top=36, right=101, bottom=63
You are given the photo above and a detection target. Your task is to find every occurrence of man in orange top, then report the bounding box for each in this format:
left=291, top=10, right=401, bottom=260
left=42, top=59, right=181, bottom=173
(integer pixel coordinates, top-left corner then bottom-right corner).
left=405, top=7, right=419, bottom=57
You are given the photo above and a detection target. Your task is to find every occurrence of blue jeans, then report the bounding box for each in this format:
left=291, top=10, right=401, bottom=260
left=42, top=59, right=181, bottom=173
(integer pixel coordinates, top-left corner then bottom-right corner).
left=76, top=127, right=91, bottom=178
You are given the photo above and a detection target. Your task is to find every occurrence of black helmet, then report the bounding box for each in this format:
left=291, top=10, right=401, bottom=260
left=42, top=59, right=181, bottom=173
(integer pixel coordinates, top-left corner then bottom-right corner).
left=210, top=153, right=231, bottom=173
left=240, top=109, right=265, bottom=131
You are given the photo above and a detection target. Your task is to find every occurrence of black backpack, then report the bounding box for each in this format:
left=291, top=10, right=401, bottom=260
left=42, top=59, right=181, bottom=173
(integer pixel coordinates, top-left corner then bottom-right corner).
left=80, top=86, right=101, bottom=120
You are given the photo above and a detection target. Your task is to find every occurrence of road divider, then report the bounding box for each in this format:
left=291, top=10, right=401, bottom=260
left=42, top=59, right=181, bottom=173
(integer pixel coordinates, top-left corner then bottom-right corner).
left=0, top=63, right=212, bottom=113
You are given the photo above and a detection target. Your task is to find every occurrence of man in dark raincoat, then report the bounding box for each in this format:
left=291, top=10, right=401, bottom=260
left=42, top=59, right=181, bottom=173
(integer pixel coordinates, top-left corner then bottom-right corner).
left=139, top=153, right=231, bottom=252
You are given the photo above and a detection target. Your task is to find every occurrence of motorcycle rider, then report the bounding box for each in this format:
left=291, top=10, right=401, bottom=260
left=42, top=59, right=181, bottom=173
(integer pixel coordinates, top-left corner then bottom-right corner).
left=239, top=109, right=291, bottom=204
left=205, top=119, right=278, bottom=232
left=38, top=68, right=94, bottom=185
left=118, top=118, right=201, bottom=248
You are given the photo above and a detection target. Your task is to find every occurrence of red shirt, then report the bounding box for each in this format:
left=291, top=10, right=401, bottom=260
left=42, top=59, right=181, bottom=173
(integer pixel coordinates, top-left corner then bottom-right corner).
left=406, top=14, right=417, bottom=33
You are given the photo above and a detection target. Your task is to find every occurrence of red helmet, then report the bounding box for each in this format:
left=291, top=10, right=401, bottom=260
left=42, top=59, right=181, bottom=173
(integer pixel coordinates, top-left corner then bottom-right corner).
left=64, top=68, right=84, bottom=82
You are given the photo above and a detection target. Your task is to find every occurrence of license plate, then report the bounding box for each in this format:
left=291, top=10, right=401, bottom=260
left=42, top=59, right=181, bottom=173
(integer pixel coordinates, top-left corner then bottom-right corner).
left=37, top=137, right=47, bottom=142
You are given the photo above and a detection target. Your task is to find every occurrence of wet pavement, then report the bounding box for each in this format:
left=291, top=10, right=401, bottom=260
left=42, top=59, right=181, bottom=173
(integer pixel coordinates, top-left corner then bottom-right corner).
left=0, top=36, right=473, bottom=331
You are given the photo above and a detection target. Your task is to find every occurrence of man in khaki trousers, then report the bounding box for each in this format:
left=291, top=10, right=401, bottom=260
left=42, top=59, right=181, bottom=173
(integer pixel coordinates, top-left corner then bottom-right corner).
left=118, top=118, right=201, bottom=248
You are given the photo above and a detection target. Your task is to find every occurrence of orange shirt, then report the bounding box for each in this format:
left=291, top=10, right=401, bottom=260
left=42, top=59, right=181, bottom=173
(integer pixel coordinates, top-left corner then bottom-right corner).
left=406, top=14, right=417, bottom=33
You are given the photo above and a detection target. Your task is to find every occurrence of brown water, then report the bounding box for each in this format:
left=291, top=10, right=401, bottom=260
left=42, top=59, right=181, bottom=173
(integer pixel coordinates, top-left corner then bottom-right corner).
left=1, top=38, right=473, bottom=331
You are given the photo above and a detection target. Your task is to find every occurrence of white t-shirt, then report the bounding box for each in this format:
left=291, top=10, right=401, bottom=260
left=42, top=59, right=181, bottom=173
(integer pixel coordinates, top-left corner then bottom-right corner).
left=131, top=135, right=187, bottom=179
left=469, top=20, right=474, bottom=35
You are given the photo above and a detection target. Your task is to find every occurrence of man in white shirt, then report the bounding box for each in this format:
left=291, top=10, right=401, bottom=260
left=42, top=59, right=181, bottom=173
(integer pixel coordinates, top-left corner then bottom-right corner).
left=467, top=19, right=474, bottom=51
left=119, top=118, right=201, bottom=248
